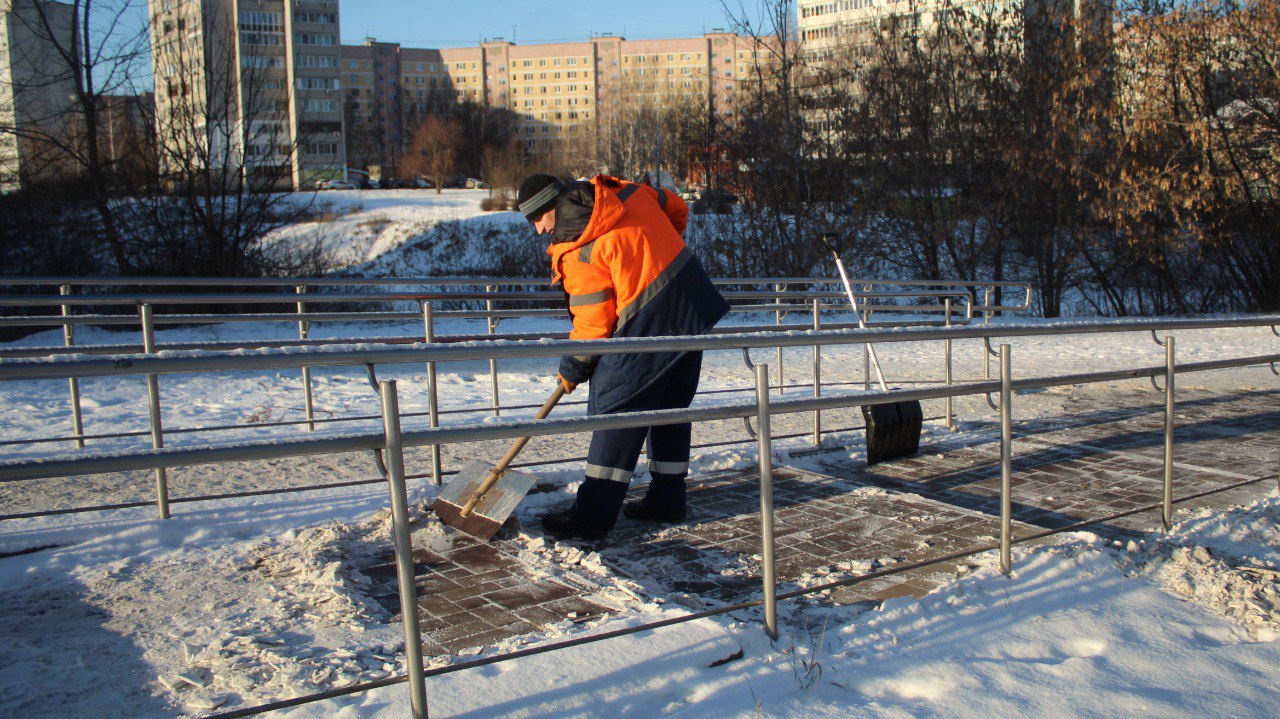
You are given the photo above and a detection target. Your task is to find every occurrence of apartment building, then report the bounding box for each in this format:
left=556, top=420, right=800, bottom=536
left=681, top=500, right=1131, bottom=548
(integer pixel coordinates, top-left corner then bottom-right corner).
left=798, top=0, right=1021, bottom=62
left=148, top=0, right=345, bottom=189
left=342, top=31, right=777, bottom=176
left=797, top=0, right=1110, bottom=60
left=342, top=39, right=484, bottom=172
left=0, top=0, right=80, bottom=192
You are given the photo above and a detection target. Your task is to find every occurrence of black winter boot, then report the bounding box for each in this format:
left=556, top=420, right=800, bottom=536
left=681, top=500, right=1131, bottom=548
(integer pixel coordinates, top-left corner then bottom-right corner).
left=540, top=478, right=628, bottom=539
left=621, top=500, right=685, bottom=524
left=622, top=473, right=686, bottom=524
left=540, top=509, right=609, bottom=540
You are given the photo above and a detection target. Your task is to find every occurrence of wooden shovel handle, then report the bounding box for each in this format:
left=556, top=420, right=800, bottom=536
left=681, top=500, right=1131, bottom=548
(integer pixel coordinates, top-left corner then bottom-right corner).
left=459, top=384, right=566, bottom=516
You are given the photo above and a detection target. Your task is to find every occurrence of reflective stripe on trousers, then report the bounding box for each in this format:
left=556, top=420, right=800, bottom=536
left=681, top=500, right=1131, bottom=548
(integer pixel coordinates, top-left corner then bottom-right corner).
left=583, top=350, right=703, bottom=483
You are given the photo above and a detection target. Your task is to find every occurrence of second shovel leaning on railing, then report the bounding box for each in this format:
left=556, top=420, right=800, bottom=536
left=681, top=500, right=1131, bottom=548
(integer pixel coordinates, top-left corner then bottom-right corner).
left=821, top=232, right=923, bottom=465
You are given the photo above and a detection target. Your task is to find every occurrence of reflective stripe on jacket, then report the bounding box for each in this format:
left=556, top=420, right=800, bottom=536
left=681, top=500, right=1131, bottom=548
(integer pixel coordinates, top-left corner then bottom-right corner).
left=547, top=175, right=728, bottom=413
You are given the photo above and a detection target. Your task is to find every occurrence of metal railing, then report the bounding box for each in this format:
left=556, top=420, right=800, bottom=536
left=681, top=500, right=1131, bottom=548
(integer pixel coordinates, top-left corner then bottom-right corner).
left=0, top=278, right=1011, bottom=452
left=2, top=314, right=1275, bottom=719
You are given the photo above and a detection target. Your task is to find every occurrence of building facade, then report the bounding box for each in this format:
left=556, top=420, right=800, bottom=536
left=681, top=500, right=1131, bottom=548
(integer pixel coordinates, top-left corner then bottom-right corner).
left=148, top=0, right=775, bottom=185
left=148, top=0, right=346, bottom=189
left=341, top=31, right=777, bottom=176
left=0, top=0, right=80, bottom=192
left=797, top=0, right=1110, bottom=59
left=797, top=0, right=1009, bottom=54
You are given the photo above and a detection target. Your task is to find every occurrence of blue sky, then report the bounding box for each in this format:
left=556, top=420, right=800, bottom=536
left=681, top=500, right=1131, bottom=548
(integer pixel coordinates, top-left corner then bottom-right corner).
left=338, top=0, right=768, bottom=48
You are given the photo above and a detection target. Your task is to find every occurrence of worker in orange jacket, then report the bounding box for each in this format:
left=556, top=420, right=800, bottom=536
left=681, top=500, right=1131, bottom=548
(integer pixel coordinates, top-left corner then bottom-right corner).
left=517, top=173, right=730, bottom=539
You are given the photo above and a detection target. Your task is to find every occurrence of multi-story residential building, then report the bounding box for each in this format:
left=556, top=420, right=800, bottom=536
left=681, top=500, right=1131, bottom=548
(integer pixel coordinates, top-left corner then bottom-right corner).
left=797, top=0, right=1111, bottom=60
left=147, top=0, right=774, bottom=184
left=342, top=39, right=484, bottom=173
left=797, top=0, right=1003, bottom=56
left=148, top=0, right=345, bottom=189
left=0, top=0, right=80, bottom=192
left=341, top=31, right=777, bottom=176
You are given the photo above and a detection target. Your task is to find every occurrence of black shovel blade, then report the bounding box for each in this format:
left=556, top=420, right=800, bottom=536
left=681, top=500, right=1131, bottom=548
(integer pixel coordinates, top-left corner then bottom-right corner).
left=861, top=400, right=923, bottom=465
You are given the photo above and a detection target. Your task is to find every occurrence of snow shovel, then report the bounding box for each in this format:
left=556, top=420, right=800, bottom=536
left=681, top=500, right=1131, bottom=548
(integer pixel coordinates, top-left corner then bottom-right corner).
left=821, top=233, right=923, bottom=465
left=433, top=384, right=567, bottom=540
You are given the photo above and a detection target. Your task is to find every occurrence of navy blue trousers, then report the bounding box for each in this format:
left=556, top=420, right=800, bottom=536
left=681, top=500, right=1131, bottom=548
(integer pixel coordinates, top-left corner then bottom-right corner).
left=571, top=351, right=703, bottom=532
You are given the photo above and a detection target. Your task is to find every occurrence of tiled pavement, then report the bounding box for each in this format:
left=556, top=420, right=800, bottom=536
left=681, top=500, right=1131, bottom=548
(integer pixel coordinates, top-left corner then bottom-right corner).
left=361, top=543, right=614, bottom=655
left=368, top=388, right=1278, bottom=655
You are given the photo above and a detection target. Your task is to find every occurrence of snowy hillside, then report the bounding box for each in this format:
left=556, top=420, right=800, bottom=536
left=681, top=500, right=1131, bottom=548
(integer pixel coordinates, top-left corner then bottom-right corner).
left=265, top=189, right=532, bottom=274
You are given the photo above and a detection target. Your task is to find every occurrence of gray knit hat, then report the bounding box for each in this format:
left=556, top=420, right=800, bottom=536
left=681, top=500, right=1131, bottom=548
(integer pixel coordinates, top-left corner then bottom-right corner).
left=517, top=174, right=565, bottom=221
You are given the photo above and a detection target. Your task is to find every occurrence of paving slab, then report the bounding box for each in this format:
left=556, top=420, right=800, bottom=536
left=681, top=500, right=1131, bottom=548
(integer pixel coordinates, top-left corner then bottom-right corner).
left=360, top=544, right=614, bottom=656
left=361, top=387, right=1278, bottom=655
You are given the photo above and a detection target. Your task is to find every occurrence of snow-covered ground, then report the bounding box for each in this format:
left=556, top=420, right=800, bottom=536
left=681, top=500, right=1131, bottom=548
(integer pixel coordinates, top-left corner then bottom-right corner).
left=2, top=189, right=1278, bottom=718
left=269, top=189, right=520, bottom=271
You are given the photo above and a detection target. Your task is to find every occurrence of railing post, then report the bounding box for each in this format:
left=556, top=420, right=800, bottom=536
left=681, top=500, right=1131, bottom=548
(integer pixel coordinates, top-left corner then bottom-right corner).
left=984, top=288, right=993, bottom=380
left=486, top=284, right=500, bottom=418
left=140, top=304, right=170, bottom=520
left=862, top=283, right=872, bottom=391
left=812, top=298, right=821, bottom=447
left=999, top=343, right=1012, bottom=575
left=775, top=282, right=785, bottom=393
left=755, top=363, right=778, bottom=641
left=296, top=284, right=315, bottom=432
left=422, top=302, right=442, bottom=486
left=61, top=284, right=85, bottom=448
left=379, top=380, right=430, bottom=719
left=1162, top=336, right=1176, bottom=532
left=944, top=298, right=954, bottom=430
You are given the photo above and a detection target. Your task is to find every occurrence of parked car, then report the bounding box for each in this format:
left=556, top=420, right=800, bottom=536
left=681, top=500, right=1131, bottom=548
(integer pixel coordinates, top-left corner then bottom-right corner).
left=381, top=178, right=405, bottom=189
left=359, top=178, right=380, bottom=189
left=446, top=176, right=488, bottom=189
left=679, top=188, right=701, bottom=201
left=317, top=179, right=356, bottom=190
left=410, top=178, right=434, bottom=189
left=692, top=188, right=738, bottom=214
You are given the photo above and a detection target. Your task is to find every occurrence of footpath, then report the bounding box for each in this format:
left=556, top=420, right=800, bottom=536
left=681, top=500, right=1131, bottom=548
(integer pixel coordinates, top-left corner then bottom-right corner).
left=365, top=388, right=1280, bottom=655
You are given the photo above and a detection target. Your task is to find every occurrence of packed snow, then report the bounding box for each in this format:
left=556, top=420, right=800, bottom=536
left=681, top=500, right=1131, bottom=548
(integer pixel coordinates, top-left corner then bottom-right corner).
left=1, top=188, right=1278, bottom=718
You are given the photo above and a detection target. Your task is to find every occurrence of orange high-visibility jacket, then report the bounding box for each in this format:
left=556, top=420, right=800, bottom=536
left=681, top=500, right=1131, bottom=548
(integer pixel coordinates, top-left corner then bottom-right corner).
left=547, top=175, right=728, bottom=413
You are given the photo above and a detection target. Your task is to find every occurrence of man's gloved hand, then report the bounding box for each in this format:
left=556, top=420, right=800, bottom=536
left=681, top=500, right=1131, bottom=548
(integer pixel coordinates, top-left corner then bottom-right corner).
left=557, top=373, right=577, bottom=394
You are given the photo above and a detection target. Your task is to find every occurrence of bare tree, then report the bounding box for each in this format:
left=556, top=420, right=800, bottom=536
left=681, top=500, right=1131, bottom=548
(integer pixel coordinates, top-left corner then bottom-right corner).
left=119, top=2, right=323, bottom=276
left=717, top=0, right=834, bottom=277
left=1114, top=0, right=1280, bottom=313
left=0, top=0, right=150, bottom=272
left=480, top=137, right=530, bottom=195
left=401, top=115, right=463, bottom=192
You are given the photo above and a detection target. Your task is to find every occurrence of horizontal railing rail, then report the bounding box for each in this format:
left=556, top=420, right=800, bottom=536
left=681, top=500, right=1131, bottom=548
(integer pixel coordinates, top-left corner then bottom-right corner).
left=0, top=313, right=968, bottom=359
left=0, top=281, right=987, bottom=461
left=0, top=294, right=973, bottom=333
left=3, top=316, right=1275, bottom=382
left=3, top=353, right=1277, bottom=484
left=1, top=274, right=1036, bottom=289
left=0, top=289, right=964, bottom=307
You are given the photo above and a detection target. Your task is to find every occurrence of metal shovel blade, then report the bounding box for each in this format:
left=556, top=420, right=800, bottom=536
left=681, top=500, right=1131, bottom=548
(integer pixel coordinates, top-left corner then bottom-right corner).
left=861, top=400, right=923, bottom=465
left=433, top=459, right=541, bottom=540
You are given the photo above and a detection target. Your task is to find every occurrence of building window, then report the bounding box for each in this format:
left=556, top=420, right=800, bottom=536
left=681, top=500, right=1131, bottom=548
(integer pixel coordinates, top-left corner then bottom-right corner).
left=238, top=11, right=281, bottom=32
left=297, top=77, right=340, bottom=90
left=307, top=142, right=338, bottom=155
left=293, top=11, right=336, bottom=24
left=242, top=55, right=284, bottom=69
left=297, top=33, right=337, bottom=46
left=241, top=32, right=282, bottom=46
left=303, top=99, right=337, bottom=113
left=298, top=55, right=338, bottom=69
